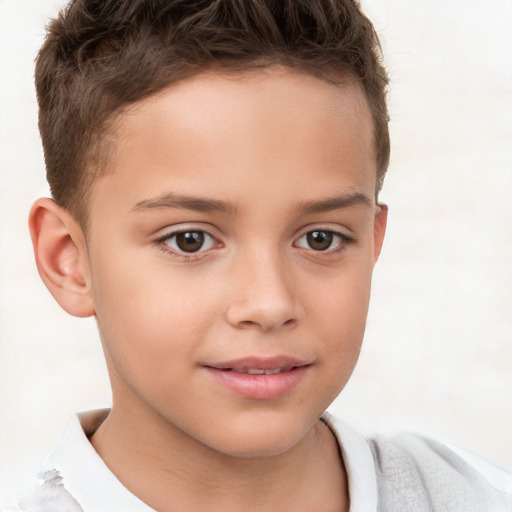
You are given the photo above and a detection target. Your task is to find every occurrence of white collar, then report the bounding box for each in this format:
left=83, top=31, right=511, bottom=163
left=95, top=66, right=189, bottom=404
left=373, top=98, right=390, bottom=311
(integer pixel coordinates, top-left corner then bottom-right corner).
left=42, top=410, right=154, bottom=512
left=322, top=411, right=378, bottom=512
left=42, top=409, right=378, bottom=512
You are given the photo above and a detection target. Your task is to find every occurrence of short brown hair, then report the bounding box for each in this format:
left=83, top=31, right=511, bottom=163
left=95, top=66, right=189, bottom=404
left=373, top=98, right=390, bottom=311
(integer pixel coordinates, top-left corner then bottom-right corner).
left=36, top=0, right=390, bottom=225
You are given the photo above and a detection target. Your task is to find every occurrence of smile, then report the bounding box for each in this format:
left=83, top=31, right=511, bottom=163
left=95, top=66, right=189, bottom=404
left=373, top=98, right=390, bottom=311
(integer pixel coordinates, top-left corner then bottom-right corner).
left=204, top=356, right=311, bottom=400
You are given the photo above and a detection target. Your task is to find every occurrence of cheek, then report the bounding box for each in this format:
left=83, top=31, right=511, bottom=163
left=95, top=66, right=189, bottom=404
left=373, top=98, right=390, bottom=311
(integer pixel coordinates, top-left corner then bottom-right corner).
left=316, top=255, right=373, bottom=320
left=296, top=267, right=372, bottom=417
left=90, top=251, right=215, bottom=379
left=309, top=258, right=374, bottom=366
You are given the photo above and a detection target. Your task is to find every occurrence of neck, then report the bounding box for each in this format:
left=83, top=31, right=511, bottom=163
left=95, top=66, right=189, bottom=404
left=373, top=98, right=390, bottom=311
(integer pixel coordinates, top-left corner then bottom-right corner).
left=90, top=401, right=349, bottom=512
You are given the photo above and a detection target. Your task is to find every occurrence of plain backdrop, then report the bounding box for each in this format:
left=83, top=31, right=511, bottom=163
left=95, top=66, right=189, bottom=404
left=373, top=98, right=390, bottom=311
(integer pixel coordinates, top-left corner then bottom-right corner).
left=1, top=0, right=511, bottom=507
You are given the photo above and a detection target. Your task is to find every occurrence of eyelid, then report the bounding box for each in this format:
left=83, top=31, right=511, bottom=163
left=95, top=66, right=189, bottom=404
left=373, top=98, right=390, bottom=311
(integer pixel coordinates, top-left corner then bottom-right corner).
left=294, top=224, right=354, bottom=241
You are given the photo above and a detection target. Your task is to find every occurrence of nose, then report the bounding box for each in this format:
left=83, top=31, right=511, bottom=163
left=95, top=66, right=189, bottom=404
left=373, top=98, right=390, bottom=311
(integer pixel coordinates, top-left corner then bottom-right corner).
left=225, top=249, right=303, bottom=332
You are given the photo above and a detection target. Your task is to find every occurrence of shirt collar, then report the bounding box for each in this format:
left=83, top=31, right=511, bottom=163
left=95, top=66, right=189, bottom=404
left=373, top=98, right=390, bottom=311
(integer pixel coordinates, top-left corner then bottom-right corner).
left=42, top=409, right=377, bottom=512
left=42, top=409, right=154, bottom=512
left=322, top=411, right=378, bottom=512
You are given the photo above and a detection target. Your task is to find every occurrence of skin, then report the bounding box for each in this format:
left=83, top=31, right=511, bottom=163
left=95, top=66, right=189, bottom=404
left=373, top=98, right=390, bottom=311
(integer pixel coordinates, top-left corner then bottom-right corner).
left=30, top=68, right=387, bottom=512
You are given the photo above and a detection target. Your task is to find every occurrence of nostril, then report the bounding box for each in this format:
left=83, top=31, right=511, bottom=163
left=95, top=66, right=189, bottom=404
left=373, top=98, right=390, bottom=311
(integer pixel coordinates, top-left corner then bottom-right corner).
left=239, top=320, right=257, bottom=328
left=235, top=317, right=296, bottom=331
left=261, top=317, right=297, bottom=332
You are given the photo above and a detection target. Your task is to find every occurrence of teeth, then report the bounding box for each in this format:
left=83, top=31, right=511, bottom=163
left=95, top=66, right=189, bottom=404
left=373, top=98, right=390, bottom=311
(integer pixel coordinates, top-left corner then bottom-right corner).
left=234, top=367, right=291, bottom=375
left=247, top=369, right=266, bottom=375
left=263, top=368, right=283, bottom=375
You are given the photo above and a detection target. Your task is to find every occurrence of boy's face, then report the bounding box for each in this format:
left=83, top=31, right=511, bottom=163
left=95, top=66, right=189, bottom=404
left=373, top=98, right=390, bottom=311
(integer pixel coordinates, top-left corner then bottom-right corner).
left=84, top=68, right=386, bottom=457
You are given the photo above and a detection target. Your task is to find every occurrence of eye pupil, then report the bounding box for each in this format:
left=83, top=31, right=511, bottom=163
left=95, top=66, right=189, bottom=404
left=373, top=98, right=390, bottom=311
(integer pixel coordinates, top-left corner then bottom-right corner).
left=307, top=231, right=333, bottom=251
left=175, top=231, right=205, bottom=252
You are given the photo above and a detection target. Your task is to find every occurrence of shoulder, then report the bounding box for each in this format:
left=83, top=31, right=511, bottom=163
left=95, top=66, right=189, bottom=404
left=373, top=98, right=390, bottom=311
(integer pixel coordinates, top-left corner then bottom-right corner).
left=10, top=410, right=155, bottom=512
left=10, top=470, right=84, bottom=512
left=367, top=431, right=512, bottom=512
left=322, top=413, right=511, bottom=512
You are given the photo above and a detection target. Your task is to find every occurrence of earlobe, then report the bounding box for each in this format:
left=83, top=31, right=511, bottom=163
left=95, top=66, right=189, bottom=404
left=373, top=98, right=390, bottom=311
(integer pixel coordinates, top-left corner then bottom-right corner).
left=373, top=203, right=388, bottom=263
left=29, top=198, right=95, bottom=318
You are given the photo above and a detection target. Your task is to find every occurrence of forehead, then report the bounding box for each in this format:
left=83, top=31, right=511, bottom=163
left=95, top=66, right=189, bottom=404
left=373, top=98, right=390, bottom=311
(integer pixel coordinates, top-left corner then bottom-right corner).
left=90, top=68, right=376, bottom=220
left=118, top=68, right=373, bottom=154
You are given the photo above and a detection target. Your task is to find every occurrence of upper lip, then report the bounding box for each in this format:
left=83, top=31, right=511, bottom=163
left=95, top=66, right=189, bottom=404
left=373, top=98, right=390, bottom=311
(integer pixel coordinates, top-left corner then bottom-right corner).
left=204, top=355, right=312, bottom=372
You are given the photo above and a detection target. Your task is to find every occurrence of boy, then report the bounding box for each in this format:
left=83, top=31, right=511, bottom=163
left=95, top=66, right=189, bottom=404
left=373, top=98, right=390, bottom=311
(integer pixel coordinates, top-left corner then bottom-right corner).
left=18, top=0, right=511, bottom=510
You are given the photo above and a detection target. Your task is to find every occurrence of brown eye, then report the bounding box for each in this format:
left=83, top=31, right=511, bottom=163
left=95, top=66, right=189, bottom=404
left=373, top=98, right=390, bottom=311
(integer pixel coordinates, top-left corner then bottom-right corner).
left=306, top=230, right=334, bottom=251
left=294, top=229, right=350, bottom=253
left=174, top=231, right=206, bottom=252
left=158, top=229, right=217, bottom=257
left=168, top=231, right=205, bottom=252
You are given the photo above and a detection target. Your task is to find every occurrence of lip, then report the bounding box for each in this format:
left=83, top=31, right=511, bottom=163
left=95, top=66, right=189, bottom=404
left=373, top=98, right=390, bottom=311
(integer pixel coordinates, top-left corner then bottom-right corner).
left=203, top=356, right=311, bottom=400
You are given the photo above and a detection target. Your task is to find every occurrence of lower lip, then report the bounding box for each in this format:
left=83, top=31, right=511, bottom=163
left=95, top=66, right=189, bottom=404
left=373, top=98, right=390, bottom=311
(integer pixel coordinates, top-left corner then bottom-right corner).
left=205, top=366, right=309, bottom=400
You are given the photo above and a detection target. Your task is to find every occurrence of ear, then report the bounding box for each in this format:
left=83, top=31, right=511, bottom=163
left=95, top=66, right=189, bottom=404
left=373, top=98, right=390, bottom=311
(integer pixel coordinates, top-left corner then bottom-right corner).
left=373, top=203, right=388, bottom=263
left=29, top=198, right=95, bottom=317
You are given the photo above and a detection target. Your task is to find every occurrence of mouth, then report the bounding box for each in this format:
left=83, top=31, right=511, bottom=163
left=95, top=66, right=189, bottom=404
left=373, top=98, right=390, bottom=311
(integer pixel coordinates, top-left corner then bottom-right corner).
left=218, top=366, right=296, bottom=375
left=203, top=356, right=311, bottom=400
left=205, top=355, right=310, bottom=371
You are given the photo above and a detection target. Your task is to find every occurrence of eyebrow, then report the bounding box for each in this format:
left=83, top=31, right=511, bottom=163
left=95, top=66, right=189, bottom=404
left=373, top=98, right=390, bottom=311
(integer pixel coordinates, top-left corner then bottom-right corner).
left=297, top=192, right=372, bottom=214
left=131, top=191, right=372, bottom=215
left=131, top=193, right=237, bottom=214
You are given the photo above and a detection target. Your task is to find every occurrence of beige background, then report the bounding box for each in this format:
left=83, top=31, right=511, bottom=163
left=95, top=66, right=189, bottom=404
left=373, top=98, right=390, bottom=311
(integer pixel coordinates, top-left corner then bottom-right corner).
left=1, top=0, right=511, bottom=506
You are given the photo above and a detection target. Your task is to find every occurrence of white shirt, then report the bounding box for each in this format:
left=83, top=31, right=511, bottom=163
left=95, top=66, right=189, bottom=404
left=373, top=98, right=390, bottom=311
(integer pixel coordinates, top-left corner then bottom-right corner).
left=12, top=409, right=512, bottom=512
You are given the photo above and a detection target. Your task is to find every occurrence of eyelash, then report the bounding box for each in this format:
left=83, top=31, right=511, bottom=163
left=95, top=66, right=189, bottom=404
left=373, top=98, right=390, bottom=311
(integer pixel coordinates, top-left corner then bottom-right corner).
left=153, top=227, right=355, bottom=261
left=153, top=228, right=220, bottom=261
left=293, top=229, right=355, bottom=256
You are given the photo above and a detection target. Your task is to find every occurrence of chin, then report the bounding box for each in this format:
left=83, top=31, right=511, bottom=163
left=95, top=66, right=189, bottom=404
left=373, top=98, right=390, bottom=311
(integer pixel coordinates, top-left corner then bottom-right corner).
left=201, top=413, right=318, bottom=459
left=211, top=436, right=301, bottom=459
